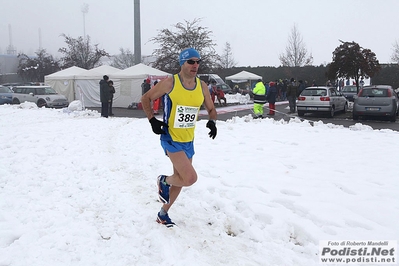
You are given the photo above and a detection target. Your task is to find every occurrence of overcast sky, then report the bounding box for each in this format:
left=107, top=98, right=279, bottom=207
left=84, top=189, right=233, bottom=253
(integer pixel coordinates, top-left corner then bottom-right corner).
left=1, top=0, right=398, bottom=67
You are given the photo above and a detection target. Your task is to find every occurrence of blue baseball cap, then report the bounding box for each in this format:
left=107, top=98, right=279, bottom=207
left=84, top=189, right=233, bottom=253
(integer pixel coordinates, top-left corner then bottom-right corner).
left=179, top=48, right=201, bottom=66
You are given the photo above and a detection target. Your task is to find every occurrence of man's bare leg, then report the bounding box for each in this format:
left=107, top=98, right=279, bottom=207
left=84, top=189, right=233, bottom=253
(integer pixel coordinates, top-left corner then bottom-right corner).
left=165, top=150, right=196, bottom=187
left=157, top=151, right=196, bottom=226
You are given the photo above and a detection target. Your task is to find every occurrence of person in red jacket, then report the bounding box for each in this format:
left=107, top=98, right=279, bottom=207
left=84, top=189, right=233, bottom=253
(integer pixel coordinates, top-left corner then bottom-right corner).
left=152, top=80, right=160, bottom=114
left=266, top=81, right=278, bottom=115
left=216, top=88, right=227, bottom=106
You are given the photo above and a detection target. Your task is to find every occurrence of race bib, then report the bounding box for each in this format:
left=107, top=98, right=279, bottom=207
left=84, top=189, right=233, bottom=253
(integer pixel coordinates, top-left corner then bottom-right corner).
left=173, top=105, right=199, bottom=128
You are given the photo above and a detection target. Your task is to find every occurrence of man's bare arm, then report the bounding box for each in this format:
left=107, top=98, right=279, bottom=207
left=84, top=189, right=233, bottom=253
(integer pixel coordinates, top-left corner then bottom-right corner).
left=141, top=77, right=173, bottom=120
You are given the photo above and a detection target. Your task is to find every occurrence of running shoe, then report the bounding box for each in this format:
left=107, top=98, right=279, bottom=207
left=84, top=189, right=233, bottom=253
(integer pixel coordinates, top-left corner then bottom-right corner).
left=157, top=212, right=175, bottom=228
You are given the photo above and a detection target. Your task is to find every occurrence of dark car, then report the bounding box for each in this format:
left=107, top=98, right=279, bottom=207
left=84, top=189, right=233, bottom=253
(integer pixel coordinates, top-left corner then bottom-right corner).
left=0, top=86, right=13, bottom=105
left=353, top=85, right=399, bottom=122
left=341, top=85, right=358, bottom=102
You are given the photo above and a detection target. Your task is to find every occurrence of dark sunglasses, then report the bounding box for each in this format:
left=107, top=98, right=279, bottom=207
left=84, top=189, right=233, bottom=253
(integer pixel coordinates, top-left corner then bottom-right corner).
left=186, top=59, right=201, bottom=65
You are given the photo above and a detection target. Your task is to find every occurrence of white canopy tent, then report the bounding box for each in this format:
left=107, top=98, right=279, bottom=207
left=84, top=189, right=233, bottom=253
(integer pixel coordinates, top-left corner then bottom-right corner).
left=110, top=63, right=171, bottom=108
left=74, top=65, right=121, bottom=108
left=44, top=66, right=87, bottom=103
left=85, top=65, right=120, bottom=75
left=112, top=63, right=169, bottom=77
left=225, top=71, right=263, bottom=83
left=45, top=64, right=170, bottom=108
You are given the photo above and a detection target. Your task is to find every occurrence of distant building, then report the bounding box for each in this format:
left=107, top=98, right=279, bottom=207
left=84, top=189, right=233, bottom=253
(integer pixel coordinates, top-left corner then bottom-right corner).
left=0, top=54, right=20, bottom=83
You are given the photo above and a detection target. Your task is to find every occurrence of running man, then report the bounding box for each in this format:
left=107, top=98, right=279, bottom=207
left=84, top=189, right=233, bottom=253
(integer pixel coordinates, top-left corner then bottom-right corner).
left=141, top=48, right=217, bottom=227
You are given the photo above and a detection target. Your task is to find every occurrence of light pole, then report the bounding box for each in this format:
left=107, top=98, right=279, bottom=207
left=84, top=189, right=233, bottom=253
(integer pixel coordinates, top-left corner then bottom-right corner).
left=81, top=3, right=89, bottom=40
left=134, top=0, right=141, bottom=64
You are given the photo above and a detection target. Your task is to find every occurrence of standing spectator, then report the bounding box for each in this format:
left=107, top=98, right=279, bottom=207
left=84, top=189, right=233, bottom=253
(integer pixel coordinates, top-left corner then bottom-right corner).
left=216, top=87, right=227, bottom=106
left=359, top=77, right=365, bottom=89
left=141, top=79, right=146, bottom=94
left=266, top=81, right=278, bottom=116
left=140, top=47, right=217, bottom=227
left=210, top=80, right=217, bottom=104
left=141, top=78, right=151, bottom=95
left=281, top=79, right=288, bottom=101
left=108, top=80, right=115, bottom=116
left=286, top=78, right=298, bottom=114
left=298, top=80, right=306, bottom=95
left=152, top=80, right=160, bottom=115
left=276, top=79, right=283, bottom=101
left=234, top=84, right=240, bottom=94
left=207, top=80, right=213, bottom=99
left=252, top=79, right=266, bottom=118
left=99, top=75, right=110, bottom=118
left=339, top=79, right=344, bottom=91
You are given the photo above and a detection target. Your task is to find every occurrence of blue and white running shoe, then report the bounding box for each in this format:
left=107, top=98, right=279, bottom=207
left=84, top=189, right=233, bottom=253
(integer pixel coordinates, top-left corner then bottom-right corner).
left=157, top=212, right=175, bottom=228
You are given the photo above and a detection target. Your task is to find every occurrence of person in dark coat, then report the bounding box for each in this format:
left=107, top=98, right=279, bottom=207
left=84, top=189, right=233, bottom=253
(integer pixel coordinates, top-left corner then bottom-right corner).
left=108, top=80, right=115, bottom=116
left=297, top=80, right=306, bottom=96
left=144, top=78, right=151, bottom=94
left=266, top=81, right=278, bottom=115
left=99, top=75, right=110, bottom=117
left=286, top=78, right=298, bottom=113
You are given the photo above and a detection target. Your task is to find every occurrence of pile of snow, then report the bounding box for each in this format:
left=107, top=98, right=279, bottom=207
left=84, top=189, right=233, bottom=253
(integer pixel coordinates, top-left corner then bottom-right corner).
left=67, top=100, right=84, bottom=112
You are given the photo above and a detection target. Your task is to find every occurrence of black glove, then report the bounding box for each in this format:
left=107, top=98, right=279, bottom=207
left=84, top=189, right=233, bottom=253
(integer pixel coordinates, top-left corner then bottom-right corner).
left=149, top=117, right=168, bottom=135
left=206, top=120, right=217, bottom=139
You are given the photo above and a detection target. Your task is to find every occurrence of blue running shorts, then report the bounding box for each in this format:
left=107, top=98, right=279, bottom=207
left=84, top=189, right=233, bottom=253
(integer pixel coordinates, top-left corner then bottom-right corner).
left=161, top=140, right=195, bottom=159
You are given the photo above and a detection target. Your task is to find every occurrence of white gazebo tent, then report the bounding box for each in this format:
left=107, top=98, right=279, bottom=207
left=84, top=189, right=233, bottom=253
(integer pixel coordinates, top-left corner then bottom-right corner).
left=225, top=70, right=263, bottom=91
left=44, top=66, right=87, bottom=103
left=73, top=65, right=122, bottom=108
left=225, top=70, right=262, bottom=82
left=45, top=64, right=171, bottom=108
left=85, top=65, right=121, bottom=75
left=110, top=63, right=171, bottom=107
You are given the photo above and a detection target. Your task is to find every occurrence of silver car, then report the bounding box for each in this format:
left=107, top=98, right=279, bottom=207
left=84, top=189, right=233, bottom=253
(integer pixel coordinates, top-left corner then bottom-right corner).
left=341, top=85, right=358, bottom=102
left=353, top=85, right=399, bottom=122
left=12, top=86, right=69, bottom=108
left=297, top=86, right=348, bottom=117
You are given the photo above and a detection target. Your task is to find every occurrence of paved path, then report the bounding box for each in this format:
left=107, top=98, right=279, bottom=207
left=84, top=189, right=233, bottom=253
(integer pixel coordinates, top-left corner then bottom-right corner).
left=88, top=101, right=399, bottom=131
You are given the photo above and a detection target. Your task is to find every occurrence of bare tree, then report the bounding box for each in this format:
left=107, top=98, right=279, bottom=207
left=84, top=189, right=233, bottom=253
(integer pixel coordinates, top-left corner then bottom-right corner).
left=279, top=24, right=313, bottom=67
left=17, top=49, right=60, bottom=82
left=58, top=34, right=109, bottom=69
left=391, top=40, right=399, bottom=64
left=111, top=48, right=135, bottom=69
left=150, top=18, right=220, bottom=73
left=219, top=42, right=237, bottom=68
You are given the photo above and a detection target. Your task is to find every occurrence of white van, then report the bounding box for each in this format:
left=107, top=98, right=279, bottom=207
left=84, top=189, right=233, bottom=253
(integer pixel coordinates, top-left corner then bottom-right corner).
left=197, top=74, right=232, bottom=94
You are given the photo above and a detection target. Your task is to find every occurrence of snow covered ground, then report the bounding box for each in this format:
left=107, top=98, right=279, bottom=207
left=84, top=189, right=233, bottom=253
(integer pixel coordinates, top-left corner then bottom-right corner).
left=0, top=102, right=398, bottom=266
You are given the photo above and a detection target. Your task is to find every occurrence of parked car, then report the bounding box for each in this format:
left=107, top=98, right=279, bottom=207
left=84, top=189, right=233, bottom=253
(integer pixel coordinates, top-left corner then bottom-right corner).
left=0, top=85, right=13, bottom=105
left=297, top=86, right=348, bottom=117
left=12, top=85, right=69, bottom=108
left=352, top=85, right=399, bottom=122
left=341, top=85, right=358, bottom=102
